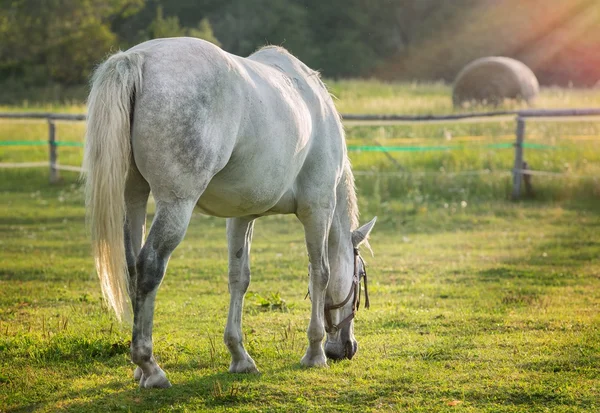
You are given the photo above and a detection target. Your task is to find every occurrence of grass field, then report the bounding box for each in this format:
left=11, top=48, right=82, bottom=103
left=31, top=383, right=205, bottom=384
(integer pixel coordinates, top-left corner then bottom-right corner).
left=1, top=82, right=599, bottom=412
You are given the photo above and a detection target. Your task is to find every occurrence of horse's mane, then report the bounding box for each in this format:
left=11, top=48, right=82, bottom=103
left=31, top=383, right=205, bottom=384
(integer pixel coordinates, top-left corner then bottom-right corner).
left=343, top=159, right=360, bottom=232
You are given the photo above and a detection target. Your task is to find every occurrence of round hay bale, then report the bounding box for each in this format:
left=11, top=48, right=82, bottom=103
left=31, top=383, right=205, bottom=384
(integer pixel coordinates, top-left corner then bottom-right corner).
left=452, top=57, right=539, bottom=107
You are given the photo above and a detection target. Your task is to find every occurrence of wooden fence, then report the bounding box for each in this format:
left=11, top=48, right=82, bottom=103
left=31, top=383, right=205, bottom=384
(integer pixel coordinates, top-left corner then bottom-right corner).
left=1, top=109, right=599, bottom=199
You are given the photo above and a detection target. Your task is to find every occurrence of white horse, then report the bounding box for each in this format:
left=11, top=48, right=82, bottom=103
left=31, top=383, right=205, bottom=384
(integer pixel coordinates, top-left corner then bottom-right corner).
left=83, top=37, right=376, bottom=388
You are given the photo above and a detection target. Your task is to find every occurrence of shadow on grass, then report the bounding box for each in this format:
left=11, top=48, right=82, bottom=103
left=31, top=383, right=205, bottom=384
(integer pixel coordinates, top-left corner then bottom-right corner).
left=477, top=267, right=574, bottom=287
left=5, top=380, right=128, bottom=413
left=462, top=385, right=599, bottom=410
left=0, top=169, right=81, bottom=193
left=477, top=198, right=600, bottom=286
left=0, top=215, right=85, bottom=228
left=46, top=370, right=264, bottom=413
left=520, top=356, right=599, bottom=376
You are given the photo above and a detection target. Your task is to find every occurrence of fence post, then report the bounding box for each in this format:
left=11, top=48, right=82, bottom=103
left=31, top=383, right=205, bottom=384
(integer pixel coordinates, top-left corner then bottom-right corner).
left=522, top=161, right=534, bottom=197
left=512, top=116, right=525, bottom=200
left=48, top=119, right=60, bottom=184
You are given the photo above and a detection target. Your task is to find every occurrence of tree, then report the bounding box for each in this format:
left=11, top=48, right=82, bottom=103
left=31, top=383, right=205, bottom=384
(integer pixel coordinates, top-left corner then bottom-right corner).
left=148, top=6, right=220, bottom=46
left=0, top=0, right=143, bottom=84
left=209, top=0, right=314, bottom=60
left=187, top=18, right=221, bottom=47
left=301, top=0, right=396, bottom=77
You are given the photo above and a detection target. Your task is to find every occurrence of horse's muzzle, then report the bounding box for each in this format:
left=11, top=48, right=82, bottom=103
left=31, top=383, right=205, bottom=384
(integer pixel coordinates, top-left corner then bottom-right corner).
left=325, top=339, right=358, bottom=360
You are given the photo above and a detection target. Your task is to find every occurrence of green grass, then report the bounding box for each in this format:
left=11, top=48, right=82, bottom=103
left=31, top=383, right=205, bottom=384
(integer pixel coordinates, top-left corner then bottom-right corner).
left=1, top=81, right=600, bottom=412
left=1, top=168, right=599, bottom=412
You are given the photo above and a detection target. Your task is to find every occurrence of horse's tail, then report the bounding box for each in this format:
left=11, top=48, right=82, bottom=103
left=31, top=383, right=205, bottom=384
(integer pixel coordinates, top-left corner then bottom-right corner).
left=83, top=51, right=144, bottom=322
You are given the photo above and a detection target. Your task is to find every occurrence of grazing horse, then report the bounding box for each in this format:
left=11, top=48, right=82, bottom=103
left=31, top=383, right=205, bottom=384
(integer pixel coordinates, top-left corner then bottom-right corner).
left=83, top=37, right=376, bottom=388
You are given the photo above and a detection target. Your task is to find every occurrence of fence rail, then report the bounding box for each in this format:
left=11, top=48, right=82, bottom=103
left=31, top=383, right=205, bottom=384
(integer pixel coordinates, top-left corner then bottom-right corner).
left=0, top=112, right=86, bottom=121
left=1, top=109, right=599, bottom=198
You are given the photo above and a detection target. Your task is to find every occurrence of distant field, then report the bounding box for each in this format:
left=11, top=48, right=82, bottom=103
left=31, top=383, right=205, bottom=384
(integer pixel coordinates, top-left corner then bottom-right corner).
left=1, top=82, right=599, bottom=412
left=2, top=81, right=599, bottom=203
left=328, top=80, right=600, bottom=115
left=3, top=79, right=600, bottom=115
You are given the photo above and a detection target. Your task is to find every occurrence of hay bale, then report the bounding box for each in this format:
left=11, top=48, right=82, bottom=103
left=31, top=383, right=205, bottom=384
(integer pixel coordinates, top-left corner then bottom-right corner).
left=452, top=57, right=539, bottom=107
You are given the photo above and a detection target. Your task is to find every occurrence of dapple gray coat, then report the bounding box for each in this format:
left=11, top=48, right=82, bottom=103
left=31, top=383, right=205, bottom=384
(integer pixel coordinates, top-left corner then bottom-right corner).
left=84, top=37, right=375, bottom=388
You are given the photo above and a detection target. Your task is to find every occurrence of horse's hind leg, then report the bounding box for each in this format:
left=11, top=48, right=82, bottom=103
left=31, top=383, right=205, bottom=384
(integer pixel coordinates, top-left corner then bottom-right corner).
left=131, top=199, right=196, bottom=388
left=123, top=163, right=150, bottom=382
left=224, top=217, right=259, bottom=373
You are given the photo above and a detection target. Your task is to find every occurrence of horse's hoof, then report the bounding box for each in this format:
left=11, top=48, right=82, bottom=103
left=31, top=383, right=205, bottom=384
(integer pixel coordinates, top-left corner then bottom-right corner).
left=139, top=369, right=171, bottom=389
left=300, top=353, right=328, bottom=368
left=229, top=357, right=260, bottom=374
left=133, top=366, right=143, bottom=381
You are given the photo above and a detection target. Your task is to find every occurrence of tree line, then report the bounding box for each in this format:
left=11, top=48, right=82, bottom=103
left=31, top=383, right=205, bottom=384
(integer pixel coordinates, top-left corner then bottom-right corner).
left=0, top=0, right=598, bottom=95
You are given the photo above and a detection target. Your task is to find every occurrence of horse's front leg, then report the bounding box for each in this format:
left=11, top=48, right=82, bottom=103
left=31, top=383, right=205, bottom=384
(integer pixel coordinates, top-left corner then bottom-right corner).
left=224, top=217, right=259, bottom=373
left=298, top=209, right=333, bottom=368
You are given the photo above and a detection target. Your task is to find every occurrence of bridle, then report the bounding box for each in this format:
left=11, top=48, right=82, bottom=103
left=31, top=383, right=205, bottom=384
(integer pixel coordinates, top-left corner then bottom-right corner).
left=307, top=248, right=370, bottom=334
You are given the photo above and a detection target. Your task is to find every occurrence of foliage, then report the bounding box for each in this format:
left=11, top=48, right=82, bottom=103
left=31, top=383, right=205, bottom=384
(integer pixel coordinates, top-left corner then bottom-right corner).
left=188, top=18, right=221, bottom=47
left=0, top=0, right=143, bottom=85
left=210, top=0, right=313, bottom=61
left=1, top=0, right=600, bottom=91
left=148, top=6, right=220, bottom=46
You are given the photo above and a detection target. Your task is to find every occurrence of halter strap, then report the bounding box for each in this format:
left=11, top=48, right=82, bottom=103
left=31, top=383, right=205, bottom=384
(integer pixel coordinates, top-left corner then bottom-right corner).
left=322, top=248, right=370, bottom=334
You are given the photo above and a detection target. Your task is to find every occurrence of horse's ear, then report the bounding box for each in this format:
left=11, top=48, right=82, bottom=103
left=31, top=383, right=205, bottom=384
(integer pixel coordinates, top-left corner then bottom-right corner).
left=352, top=217, right=377, bottom=248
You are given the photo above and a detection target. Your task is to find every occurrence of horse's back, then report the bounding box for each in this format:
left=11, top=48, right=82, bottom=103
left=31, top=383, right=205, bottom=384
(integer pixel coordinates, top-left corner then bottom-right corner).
left=128, top=37, right=344, bottom=216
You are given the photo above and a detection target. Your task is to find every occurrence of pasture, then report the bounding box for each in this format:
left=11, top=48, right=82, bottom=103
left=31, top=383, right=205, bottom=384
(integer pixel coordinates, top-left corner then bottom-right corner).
left=1, top=82, right=599, bottom=412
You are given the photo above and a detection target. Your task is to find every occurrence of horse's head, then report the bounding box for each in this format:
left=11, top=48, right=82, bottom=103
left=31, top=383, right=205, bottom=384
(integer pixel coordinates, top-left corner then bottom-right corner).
left=324, top=217, right=376, bottom=361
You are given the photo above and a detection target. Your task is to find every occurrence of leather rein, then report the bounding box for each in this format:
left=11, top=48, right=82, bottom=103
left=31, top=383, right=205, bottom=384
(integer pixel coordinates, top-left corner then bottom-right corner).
left=321, top=248, right=370, bottom=334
